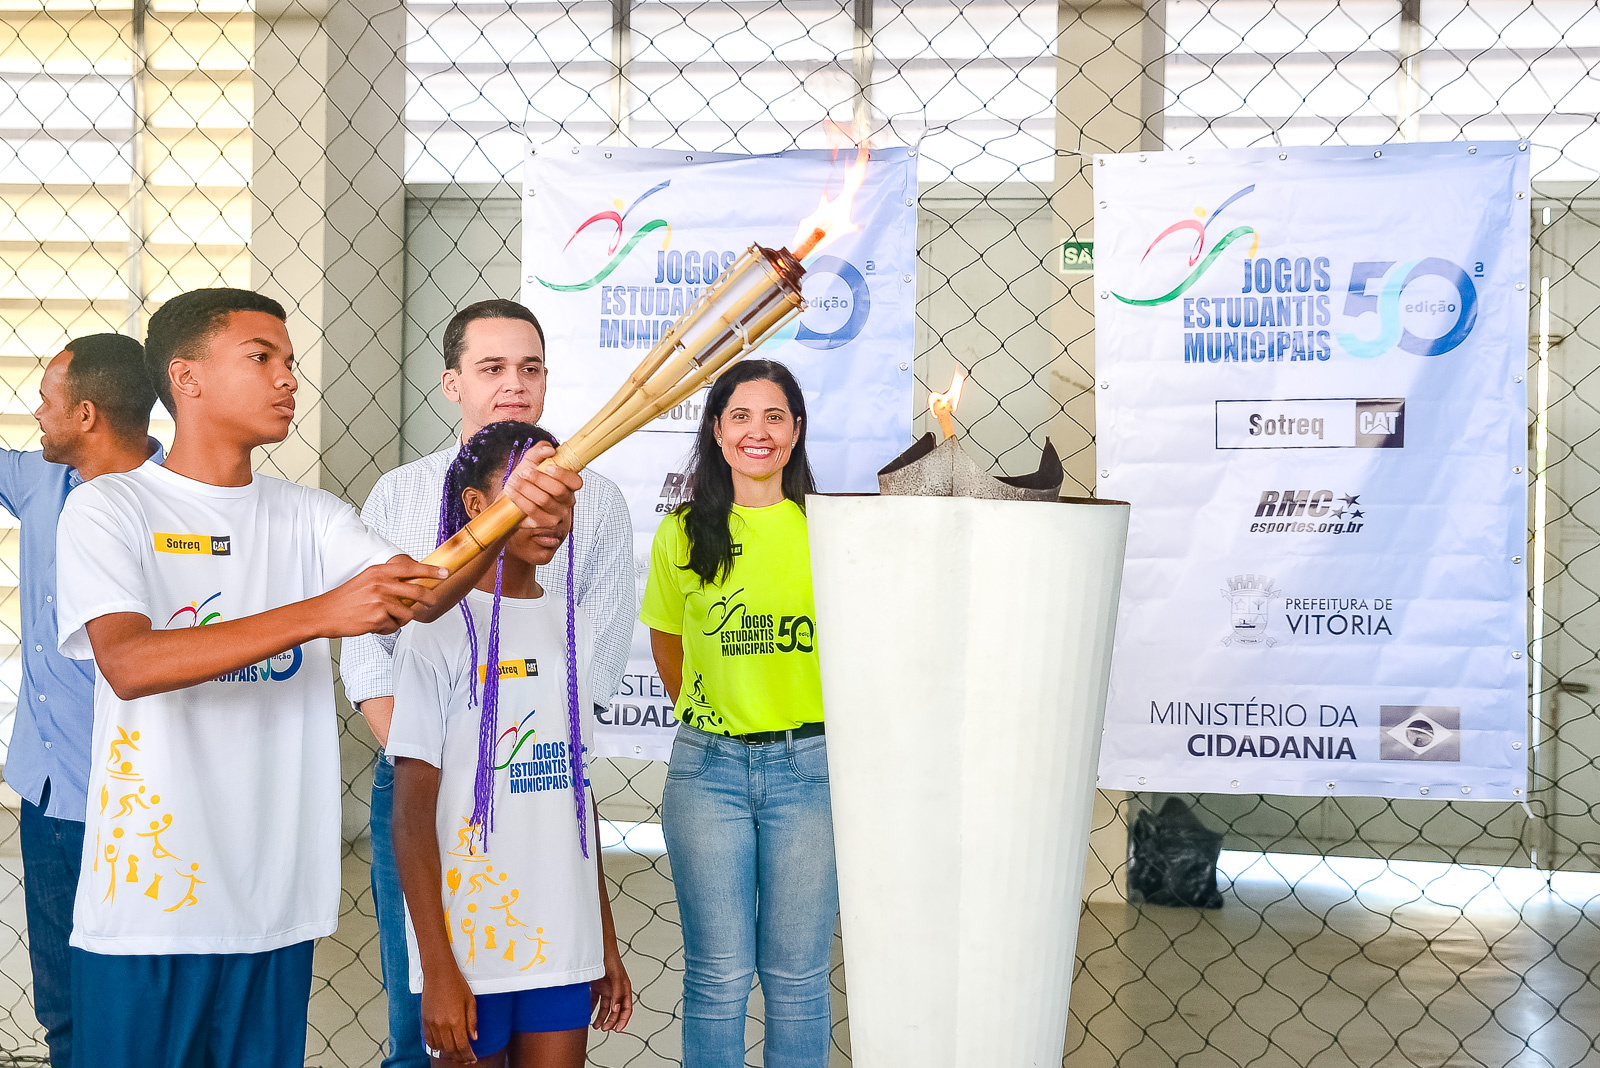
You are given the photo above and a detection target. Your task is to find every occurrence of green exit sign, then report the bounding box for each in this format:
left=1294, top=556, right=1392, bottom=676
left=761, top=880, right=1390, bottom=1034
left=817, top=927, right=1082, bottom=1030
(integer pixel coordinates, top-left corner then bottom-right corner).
left=1060, top=240, right=1095, bottom=275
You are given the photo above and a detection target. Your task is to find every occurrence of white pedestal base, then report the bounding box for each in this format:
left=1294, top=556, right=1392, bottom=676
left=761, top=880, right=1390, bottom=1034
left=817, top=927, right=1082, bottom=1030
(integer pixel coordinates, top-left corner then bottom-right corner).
left=807, top=494, right=1129, bottom=1068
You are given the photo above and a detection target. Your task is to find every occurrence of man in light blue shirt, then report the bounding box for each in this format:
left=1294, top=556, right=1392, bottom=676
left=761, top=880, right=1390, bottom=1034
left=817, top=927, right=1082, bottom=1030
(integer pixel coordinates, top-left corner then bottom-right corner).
left=0, top=333, right=159, bottom=1066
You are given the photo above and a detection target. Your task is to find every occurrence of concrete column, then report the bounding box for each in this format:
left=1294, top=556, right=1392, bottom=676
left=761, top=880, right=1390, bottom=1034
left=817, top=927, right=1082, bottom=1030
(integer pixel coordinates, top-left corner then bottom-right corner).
left=1051, top=0, right=1166, bottom=905
left=250, top=0, right=406, bottom=503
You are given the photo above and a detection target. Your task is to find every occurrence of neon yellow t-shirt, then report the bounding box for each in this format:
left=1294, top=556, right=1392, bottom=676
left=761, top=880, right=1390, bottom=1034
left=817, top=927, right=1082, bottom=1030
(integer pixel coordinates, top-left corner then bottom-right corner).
left=639, top=500, right=823, bottom=735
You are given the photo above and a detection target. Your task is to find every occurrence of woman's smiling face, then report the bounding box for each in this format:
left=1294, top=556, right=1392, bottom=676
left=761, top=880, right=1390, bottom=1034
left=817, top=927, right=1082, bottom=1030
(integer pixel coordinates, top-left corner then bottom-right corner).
left=715, top=378, right=797, bottom=483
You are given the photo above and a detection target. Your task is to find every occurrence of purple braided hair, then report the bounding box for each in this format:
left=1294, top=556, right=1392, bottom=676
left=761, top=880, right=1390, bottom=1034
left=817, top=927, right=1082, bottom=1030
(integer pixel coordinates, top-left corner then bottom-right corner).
left=437, top=421, right=587, bottom=857
left=567, top=534, right=589, bottom=858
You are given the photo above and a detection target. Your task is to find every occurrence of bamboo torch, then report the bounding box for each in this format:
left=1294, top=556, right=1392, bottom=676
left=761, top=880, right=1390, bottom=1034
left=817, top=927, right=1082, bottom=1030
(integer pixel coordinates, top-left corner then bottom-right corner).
left=417, top=145, right=871, bottom=584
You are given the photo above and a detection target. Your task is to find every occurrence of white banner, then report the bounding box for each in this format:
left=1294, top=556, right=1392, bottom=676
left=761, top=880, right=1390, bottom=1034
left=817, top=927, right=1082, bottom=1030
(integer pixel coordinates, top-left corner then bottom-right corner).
left=523, top=145, right=917, bottom=760
left=1095, top=143, right=1530, bottom=801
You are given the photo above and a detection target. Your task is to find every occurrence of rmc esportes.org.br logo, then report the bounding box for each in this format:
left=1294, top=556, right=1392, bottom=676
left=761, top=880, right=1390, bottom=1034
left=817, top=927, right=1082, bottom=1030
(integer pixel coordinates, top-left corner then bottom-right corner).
left=1110, top=184, right=1481, bottom=365
left=168, top=592, right=303, bottom=683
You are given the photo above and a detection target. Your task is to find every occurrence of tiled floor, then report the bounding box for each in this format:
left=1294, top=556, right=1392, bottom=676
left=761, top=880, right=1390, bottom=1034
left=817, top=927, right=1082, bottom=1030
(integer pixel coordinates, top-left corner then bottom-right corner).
left=1, top=821, right=1597, bottom=1067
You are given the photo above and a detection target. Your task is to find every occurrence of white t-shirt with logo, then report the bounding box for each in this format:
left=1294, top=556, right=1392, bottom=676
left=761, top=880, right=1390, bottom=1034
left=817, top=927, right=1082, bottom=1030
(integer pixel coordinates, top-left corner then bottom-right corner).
left=55, top=461, right=397, bottom=955
left=388, top=586, right=603, bottom=995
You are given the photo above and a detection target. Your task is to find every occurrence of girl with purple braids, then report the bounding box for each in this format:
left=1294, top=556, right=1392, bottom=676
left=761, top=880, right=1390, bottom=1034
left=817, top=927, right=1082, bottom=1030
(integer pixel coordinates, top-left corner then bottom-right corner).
left=388, top=420, right=632, bottom=1066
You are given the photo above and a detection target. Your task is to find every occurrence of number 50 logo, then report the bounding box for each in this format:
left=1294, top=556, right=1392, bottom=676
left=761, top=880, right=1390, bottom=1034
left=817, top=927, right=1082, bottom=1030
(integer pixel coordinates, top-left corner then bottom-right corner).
left=1335, top=258, right=1478, bottom=359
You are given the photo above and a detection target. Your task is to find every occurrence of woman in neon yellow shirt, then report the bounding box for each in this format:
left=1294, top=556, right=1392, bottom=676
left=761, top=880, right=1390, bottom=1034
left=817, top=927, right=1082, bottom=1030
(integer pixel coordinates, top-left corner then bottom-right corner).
left=640, top=359, right=835, bottom=1068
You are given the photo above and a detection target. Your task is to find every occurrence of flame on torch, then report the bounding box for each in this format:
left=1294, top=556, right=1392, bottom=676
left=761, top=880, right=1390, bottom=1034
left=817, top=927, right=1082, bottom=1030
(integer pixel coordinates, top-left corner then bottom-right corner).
left=929, top=369, right=965, bottom=439
left=792, top=141, right=871, bottom=261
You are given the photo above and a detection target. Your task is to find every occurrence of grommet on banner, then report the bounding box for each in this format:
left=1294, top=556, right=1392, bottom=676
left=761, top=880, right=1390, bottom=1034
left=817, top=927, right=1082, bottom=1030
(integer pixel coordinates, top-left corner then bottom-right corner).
left=1187, top=156, right=1196, bottom=164
left=1278, top=152, right=1287, bottom=160
left=1373, top=150, right=1383, bottom=158
left=570, top=146, right=579, bottom=154
left=1099, top=290, right=1108, bottom=299
left=1420, top=786, right=1430, bottom=795
left=1514, top=741, right=1524, bottom=749
left=1326, top=781, right=1336, bottom=791
left=1515, top=375, right=1524, bottom=383
left=1099, top=381, right=1109, bottom=389
left=1099, top=201, right=1107, bottom=208
left=1468, top=146, right=1478, bottom=154
left=1230, top=779, right=1240, bottom=789
left=1138, top=154, right=1147, bottom=162
left=604, top=151, right=612, bottom=158
left=1517, top=191, right=1526, bottom=199
left=1520, top=142, right=1529, bottom=151
left=1515, top=466, right=1523, bottom=473
left=1516, top=282, right=1526, bottom=289
left=525, top=273, right=535, bottom=283
left=1513, top=555, right=1523, bottom=563
left=1514, top=788, right=1524, bottom=796
left=899, top=362, right=908, bottom=370
left=1513, top=651, right=1523, bottom=659
left=1100, top=469, right=1110, bottom=479
left=1137, top=776, right=1147, bottom=785
left=902, top=273, right=912, bottom=283
left=1462, top=786, right=1472, bottom=795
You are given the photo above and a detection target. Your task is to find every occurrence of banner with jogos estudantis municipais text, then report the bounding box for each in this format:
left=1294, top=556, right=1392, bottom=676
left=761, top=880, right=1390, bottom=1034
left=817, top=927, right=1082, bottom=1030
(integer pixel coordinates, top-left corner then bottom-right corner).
left=1095, top=142, right=1529, bottom=801
left=523, top=146, right=917, bottom=761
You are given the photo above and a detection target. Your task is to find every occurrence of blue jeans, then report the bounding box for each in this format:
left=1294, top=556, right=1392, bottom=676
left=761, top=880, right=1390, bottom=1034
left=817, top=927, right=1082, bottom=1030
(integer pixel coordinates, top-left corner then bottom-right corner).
left=371, top=754, right=428, bottom=1068
left=21, top=781, right=84, bottom=1067
left=661, top=727, right=839, bottom=1068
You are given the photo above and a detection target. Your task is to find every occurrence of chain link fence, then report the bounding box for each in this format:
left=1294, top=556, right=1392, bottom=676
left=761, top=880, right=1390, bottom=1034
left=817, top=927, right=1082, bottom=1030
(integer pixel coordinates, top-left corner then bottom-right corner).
left=0, top=0, right=1597, bottom=1065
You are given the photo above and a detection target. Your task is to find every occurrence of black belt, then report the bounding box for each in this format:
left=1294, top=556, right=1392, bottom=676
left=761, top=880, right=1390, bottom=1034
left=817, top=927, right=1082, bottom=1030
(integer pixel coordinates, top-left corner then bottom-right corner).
left=687, top=721, right=825, bottom=746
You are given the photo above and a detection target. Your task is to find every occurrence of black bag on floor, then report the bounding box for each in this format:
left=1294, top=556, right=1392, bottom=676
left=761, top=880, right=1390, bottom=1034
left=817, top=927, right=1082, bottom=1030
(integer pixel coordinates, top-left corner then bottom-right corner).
left=1127, top=796, right=1224, bottom=909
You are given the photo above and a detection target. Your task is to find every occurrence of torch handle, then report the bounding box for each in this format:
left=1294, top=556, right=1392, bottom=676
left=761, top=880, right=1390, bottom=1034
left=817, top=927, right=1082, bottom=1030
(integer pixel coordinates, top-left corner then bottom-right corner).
left=412, top=448, right=583, bottom=588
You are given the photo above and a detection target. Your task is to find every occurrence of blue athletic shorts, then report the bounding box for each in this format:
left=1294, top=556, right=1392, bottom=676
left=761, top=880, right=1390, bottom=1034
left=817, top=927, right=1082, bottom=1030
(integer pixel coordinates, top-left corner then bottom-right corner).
left=427, top=981, right=591, bottom=1059
left=71, top=940, right=314, bottom=1068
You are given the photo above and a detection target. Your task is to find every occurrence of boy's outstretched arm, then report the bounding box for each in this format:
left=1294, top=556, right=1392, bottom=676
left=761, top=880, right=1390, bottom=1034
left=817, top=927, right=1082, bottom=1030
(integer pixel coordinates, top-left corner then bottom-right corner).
left=86, top=558, right=447, bottom=701
left=409, top=441, right=584, bottom=626
left=394, top=756, right=480, bottom=1065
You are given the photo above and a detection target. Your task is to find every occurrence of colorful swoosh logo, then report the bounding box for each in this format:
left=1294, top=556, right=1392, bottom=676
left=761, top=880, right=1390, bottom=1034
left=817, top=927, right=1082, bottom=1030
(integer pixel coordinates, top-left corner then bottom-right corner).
left=167, top=592, right=223, bottom=628
left=493, top=710, right=540, bottom=770
left=536, top=181, right=673, bottom=292
left=1113, top=185, right=1261, bottom=307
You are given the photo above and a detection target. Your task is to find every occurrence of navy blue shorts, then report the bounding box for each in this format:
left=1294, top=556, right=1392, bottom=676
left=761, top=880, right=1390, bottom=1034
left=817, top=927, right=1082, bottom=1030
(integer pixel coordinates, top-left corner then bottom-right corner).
left=430, top=981, right=591, bottom=1059
left=71, top=940, right=314, bottom=1068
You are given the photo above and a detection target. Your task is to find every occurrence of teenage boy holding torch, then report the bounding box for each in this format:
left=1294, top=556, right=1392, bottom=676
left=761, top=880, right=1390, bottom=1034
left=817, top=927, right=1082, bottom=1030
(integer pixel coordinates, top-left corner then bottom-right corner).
left=52, top=288, right=580, bottom=1066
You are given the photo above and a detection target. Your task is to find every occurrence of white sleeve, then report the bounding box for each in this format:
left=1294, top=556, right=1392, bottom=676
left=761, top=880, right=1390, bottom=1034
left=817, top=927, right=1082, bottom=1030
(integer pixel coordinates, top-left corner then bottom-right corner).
left=385, top=623, right=454, bottom=768
left=56, top=483, right=151, bottom=660
left=341, top=476, right=403, bottom=705
left=316, top=491, right=401, bottom=592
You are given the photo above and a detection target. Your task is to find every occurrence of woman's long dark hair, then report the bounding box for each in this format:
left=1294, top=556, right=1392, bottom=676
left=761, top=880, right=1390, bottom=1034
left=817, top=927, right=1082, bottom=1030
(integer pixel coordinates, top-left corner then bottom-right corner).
left=676, top=360, right=816, bottom=585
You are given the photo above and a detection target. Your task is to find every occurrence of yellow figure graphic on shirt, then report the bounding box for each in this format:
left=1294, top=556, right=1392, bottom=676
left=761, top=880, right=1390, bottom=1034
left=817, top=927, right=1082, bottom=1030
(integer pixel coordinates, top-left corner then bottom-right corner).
left=163, top=863, right=203, bottom=912
left=126, top=854, right=141, bottom=883
left=446, top=868, right=461, bottom=895
left=102, top=843, right=120, bottom=902
left=490, top=889, right=526, bottom=928
left=468, top=866, right=498, bottom=895
left=503, top=939, right=517, bottom=962
left=138, top=814, right=180, bottom=860
left=448, top=817, right=490, bottom=862
left=145, top=873, right=163, bottom=899
left=484, top=925, right=498, bottom=950
left=519, top=928, right=550, bottom=971
left=461, top=913, right=477, bottom=965
left=108, top=727, right=141, bottom=768
left=114, top=786, right=159, bottom=818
